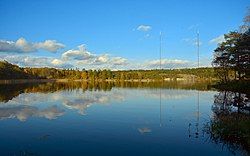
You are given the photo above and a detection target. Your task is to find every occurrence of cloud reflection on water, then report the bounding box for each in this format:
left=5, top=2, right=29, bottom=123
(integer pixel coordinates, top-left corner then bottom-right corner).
left=0, top=82, right=211, bottom=121
left=0, top=105, right=64, bottom=121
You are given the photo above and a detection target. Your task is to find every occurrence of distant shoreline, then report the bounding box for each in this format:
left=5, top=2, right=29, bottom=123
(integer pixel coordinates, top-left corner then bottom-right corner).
left=0, top=78, right=216, bottom=84
left=0, top=79, right=55, bottom=84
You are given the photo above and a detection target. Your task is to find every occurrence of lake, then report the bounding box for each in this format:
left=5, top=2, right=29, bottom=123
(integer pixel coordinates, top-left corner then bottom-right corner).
left=0, top=81, right=249, bottom=156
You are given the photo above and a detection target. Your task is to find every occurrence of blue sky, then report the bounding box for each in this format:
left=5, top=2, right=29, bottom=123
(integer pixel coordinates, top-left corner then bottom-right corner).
left=0, top=0, right=249, bottom=69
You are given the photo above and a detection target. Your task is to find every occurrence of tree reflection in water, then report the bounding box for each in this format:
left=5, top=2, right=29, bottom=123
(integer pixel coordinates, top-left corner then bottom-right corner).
left=205, top=91, right=250, bottom=155
left=0, top=81, right=250, bottom=155
left=0, top=81, right=213, bottom=103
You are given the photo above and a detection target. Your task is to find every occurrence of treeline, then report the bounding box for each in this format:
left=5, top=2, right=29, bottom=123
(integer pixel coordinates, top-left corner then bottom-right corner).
left=212, top=10, right=250, bottom=82
left=0, top=60, right=216, bottom=80
left=0, top=61, right=38, bottom=79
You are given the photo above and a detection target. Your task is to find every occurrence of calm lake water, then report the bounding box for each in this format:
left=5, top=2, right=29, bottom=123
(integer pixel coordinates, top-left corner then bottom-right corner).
left=0, top=81, right=249, bottom=156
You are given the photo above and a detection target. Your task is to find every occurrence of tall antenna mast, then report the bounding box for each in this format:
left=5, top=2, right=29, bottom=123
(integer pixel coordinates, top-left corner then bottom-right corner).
left=159, top=31, right=162, bottom=70
left=159, top=31, right=163, bottom=127
left=197, top=30, right=200, bottom=68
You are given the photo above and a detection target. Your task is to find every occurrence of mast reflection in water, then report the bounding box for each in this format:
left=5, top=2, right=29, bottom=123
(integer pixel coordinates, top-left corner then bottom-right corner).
left=0, top=81, right=249, bottom=156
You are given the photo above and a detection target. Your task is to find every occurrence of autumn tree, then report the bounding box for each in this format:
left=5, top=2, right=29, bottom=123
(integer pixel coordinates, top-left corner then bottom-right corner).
left=213, top=9, right=250, bottom=82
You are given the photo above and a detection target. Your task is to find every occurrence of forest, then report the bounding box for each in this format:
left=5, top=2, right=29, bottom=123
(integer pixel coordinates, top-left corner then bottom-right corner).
left=0, top=60, right=215, bottom=81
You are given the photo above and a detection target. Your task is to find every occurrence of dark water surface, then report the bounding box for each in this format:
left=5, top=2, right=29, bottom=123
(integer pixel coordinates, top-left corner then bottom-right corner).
left=0, top=81, right=249, bottom=156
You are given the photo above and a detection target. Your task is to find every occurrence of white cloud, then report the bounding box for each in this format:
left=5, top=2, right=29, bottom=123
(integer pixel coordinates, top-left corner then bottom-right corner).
left=1, top=39, right=211, bottom=70
left=93, top=54, right=109, bottom=64
left=0, top=52, right=207, bottom=70
left=110, top=57, right=128, bottom=65
left=0, top=40, right=22, bottom=52
left=35, top=40, right=65, bottom=52
left=51, top=59, right=73, bottom=68
left=62, top=45, right=128, bottom=68
left=209, top=35, right=225, bottom=44
left=51, top=59, right=62, bottom=65
left=144, top=59, right=193, bottom=69
left=0, top=37, right=65, bottom=53
left=137, top=25, right=152, bottom=32
left=62, top=44, right=95, bottom=60
left=1, top=55, right=73, bottom=68
left=15, top=38, right=36, bottom=52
